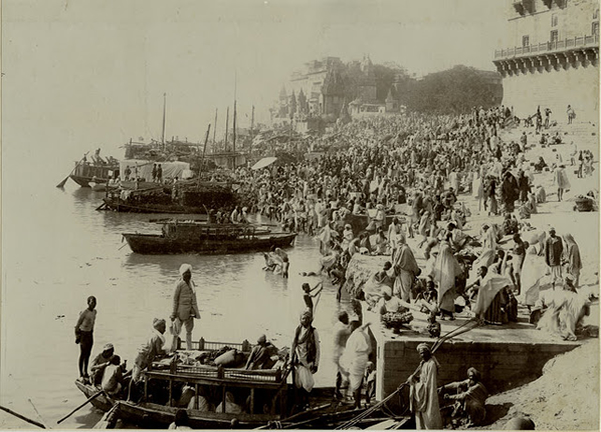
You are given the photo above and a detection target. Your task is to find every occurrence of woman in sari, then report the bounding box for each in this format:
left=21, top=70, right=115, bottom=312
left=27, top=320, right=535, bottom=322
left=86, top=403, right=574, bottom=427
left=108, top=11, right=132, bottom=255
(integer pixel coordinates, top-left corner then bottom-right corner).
left=430, top=241, right=462, bottom=320
left=563, top=233, right=582, bottom=288
left=519, top=233, right=549, bottom=310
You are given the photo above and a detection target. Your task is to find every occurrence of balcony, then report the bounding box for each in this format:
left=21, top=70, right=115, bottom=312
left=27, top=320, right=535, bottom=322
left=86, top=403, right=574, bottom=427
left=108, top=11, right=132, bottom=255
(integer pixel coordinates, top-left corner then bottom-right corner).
left=494, top=34, right=599, bottom=59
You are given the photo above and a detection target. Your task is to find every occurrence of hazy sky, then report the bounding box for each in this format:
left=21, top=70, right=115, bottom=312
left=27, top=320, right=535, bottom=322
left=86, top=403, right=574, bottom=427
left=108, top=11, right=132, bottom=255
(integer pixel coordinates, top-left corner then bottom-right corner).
left=3, top=0, right=509, bottom=161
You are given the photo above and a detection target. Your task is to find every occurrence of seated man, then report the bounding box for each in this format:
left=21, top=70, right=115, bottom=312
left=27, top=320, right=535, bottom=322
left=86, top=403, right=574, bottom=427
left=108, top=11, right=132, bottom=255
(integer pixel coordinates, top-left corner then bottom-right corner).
left=101, top=355, right=124, bottom=397
left=245, top=335, right=277, bottom=370
left=90, top=343, right=115, bottom=386
left=377, top=287, right=404, bottom=315
left=440, top=367, right=488, bottom=427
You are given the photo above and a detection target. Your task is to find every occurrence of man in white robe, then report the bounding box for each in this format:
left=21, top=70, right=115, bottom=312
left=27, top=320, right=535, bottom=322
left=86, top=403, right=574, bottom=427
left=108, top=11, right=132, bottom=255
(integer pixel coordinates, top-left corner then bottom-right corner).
left=408, top=343, right=442, bottom=429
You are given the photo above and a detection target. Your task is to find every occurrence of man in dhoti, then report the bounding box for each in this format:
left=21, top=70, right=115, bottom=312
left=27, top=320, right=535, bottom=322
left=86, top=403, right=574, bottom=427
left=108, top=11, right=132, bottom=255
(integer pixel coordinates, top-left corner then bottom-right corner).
left=291, top=310, right=320, bottom=408
left=407, top=343, right=442, bottom=429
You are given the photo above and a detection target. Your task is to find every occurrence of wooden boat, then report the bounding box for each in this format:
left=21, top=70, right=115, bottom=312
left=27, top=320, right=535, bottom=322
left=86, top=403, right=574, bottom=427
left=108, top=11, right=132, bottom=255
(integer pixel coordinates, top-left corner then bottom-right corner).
left=74, top=336, right=400, bottom=429
left=75, top=338, right=293, bottom=429
left=100, top=181, right=239, bottom=214
left=122, top=221, right=296, bottom=254
left=70, top=160, right=119, bottom=188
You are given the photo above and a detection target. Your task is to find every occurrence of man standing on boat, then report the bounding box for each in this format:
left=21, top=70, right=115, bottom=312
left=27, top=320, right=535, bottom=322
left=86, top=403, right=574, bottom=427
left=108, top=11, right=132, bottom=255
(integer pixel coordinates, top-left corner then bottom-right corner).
left=170, top=264, right=201, bottom=352
left=291, top=310, right=320, bottom=409
left=74, top=296, right=97, bottom=383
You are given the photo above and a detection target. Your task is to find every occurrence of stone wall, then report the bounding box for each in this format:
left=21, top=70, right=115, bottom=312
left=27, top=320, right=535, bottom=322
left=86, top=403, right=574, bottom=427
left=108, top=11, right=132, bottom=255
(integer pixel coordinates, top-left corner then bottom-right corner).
left=372, top=331, right=581, bottom=411
left=502, top=63, right=599, bottom=122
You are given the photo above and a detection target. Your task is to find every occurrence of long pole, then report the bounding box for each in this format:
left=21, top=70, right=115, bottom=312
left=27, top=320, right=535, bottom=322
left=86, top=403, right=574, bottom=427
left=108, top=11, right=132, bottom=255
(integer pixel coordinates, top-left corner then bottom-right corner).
left=198, top=124, right=211, bottom=188
left=250, top=105, right=255, bottom=160
left=212, top=108, right=218, bottom=154
left=232, top=100, right=237, bottom=168
left=0, top=405, right=46, bottom=429
left=57, top=390, right=105, bottom=424
left=161, top=92, right=167, bottom=149
left=232, top=70, right=237, bottom=169
left=224, top=106, right=230, bottom=152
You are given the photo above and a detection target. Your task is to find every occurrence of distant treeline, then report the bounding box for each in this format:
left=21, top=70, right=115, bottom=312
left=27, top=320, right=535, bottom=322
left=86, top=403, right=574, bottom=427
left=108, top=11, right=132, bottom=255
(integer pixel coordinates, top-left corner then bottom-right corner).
left=343, top=63, right=502, bottom=115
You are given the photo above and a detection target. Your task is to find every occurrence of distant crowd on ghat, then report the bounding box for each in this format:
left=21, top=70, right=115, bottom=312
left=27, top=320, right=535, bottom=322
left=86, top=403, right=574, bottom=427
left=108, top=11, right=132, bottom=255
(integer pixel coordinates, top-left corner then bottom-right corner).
left=228, top=105, right=594, bottom=339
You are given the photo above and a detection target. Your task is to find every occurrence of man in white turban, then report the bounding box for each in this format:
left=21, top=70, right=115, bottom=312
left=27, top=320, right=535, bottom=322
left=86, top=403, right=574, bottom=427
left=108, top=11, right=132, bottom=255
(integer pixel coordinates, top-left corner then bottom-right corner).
left=170, top=264, right=201, bottom=352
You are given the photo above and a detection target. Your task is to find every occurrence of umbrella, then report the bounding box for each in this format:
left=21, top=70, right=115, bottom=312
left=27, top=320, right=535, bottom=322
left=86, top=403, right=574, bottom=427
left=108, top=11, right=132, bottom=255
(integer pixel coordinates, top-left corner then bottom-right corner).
left=251, top=157, right=277, bottom=171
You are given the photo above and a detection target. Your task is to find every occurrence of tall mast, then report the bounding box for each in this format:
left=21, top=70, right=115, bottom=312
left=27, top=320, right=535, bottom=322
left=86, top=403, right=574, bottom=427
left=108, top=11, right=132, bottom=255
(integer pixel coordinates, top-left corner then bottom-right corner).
left=224, top=106, right=230, bottom=152
left=212, top=108, right=218, bottom=154
left=198, top=124, right=211, bottom=188
left=232, top=100, right=237, bottom=156
left=161, top=93, right=167, bottom=149
left=232, top=71, right=237, bottom=169
left=250, top=105, right=255, bottom=160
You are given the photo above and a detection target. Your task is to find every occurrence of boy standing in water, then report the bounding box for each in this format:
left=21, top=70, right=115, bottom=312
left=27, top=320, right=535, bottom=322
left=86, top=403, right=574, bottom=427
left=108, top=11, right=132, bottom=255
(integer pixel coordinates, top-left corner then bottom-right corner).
left=75, top=296, right=97, bottom=383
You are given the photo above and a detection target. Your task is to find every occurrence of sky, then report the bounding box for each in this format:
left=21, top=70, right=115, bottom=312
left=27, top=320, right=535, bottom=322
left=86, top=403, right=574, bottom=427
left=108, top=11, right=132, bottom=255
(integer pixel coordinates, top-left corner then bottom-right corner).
left=2, top=0, right=509, bottom=162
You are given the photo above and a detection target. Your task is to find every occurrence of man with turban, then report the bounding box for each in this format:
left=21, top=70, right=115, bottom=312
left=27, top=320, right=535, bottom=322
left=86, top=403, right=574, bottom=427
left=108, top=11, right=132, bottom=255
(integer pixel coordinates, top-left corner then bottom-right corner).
left=291, top=310, right=320, bottom=408
left=245, top=334, right=276, bottom=370
left=170, top=264, right=201, bottom=352
left=439, top=367, right=488, bottom=427
left=407, top=343, right=442, bottom=429
left=128, top=318, right=168, bottom=401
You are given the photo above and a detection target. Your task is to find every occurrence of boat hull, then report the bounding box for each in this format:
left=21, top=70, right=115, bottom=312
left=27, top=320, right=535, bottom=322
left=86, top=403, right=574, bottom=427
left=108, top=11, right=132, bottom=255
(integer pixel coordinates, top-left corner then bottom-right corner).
left=74, top=380, right=117, bottom=412
left=103, top=198, right=209, bottom=214
left=123, top=232, right=296, bottom=254
left=116, top=401, right=277, bottom=429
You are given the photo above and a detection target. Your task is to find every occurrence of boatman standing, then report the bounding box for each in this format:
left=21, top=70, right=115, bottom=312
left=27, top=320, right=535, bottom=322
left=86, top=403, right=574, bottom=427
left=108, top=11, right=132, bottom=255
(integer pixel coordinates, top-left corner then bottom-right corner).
left=170, top=264, right=201, bottom=352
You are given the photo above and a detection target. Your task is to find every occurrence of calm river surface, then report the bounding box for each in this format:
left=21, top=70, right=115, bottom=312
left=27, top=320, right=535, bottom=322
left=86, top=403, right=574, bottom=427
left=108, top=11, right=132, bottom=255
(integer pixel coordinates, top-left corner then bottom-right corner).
left=1, top=181, right=346, bottom=428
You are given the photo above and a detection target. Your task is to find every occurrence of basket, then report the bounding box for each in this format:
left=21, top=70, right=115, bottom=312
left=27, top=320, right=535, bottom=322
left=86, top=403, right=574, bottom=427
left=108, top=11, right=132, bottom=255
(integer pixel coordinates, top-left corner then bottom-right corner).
left=575, top=198, right=594, bottom=212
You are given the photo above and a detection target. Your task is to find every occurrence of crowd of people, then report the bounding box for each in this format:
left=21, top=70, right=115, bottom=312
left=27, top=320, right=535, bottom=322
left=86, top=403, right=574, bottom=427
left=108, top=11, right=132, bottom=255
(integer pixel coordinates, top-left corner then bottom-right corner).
left=74, top=104, right=595, bottom=429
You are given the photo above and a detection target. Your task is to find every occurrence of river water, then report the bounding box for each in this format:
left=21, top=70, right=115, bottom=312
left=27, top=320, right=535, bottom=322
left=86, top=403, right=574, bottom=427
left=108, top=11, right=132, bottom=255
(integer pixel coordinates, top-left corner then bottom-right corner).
left=1, top=182, right=346, bottom=428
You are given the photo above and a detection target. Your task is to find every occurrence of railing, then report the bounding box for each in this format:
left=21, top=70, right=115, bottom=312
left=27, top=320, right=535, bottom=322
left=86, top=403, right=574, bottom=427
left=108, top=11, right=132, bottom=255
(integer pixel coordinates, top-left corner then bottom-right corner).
left=494, top=33, right=599, bottom=59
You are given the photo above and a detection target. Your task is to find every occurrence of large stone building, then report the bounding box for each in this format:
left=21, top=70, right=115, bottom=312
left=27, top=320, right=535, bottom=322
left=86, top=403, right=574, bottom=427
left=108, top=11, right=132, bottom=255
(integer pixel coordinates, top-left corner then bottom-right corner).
left=493, top=0, right=599, bottom=122
left=271, top=56, right=404, bottom=127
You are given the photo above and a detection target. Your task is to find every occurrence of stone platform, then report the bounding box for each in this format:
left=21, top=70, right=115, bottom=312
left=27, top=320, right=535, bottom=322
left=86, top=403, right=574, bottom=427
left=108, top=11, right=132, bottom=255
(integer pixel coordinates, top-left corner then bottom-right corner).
left=366, top=307, right=586, bottom=410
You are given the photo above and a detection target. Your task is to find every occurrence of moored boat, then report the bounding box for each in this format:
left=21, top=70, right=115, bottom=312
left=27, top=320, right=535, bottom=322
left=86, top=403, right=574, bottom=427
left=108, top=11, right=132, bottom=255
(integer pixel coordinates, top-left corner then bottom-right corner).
left=69, top=150, right=120, bottom=187
left=122, top=221, right=296, bottom=254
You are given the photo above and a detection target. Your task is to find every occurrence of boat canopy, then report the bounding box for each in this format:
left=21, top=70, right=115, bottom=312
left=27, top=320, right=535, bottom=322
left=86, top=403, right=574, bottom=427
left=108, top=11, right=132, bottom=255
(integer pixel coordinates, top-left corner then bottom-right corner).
left=120, top=159, right=190, bottom=181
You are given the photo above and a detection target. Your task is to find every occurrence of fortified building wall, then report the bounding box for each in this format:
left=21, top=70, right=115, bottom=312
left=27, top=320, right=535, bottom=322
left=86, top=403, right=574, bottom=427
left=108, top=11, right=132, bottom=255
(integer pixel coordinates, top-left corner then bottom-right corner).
left=494, top=0, right=599, bottom=122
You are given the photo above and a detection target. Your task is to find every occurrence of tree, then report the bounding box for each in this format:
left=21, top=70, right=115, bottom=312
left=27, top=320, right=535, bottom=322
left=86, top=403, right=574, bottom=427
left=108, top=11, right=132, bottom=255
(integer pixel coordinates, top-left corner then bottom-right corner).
left=407, top=65, right=501, bottom=114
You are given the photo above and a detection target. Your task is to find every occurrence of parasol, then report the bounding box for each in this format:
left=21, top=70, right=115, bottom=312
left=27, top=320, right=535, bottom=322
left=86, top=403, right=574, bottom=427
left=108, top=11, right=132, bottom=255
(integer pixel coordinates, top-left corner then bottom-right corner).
left=251, top=157, right=277, bottom=170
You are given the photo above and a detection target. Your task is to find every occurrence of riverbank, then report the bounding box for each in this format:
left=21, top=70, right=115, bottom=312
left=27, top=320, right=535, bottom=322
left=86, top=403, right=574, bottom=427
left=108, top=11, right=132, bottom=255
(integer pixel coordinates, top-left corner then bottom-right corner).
left=486, top=339, right=600, bottom=430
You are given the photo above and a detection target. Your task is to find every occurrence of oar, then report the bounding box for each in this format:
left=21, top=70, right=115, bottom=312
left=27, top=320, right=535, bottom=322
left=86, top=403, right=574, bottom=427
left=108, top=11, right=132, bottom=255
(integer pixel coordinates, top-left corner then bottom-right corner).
left=28, top=399, right=50, bottom=429
left=57, top=390, right=105, bottom=424
left=0, top=404, right=46, bottom=429
left=57, top=156, right=85, bottom=188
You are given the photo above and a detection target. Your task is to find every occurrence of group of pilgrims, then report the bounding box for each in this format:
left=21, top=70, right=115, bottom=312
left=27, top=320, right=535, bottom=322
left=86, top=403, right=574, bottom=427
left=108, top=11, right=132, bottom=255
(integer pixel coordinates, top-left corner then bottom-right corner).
left=74, top=105, right=594, bottom=429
